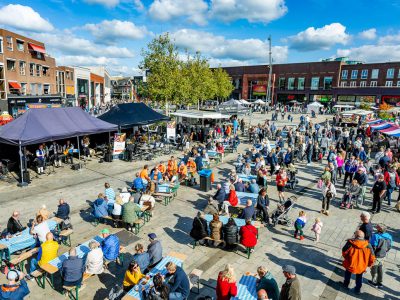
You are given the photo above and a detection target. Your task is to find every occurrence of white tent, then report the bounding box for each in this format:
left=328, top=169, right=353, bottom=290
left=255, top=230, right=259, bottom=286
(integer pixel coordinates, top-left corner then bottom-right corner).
left=254, top=99, right=266, bottom=105
left=239, top=99, right=251, bottom=105
left=307, top=101, right=323, bottom=114
left=222, top=99, right=243, bottom=106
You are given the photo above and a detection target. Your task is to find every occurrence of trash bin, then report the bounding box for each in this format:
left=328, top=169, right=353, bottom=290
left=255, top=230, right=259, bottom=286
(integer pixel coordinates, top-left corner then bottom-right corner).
left=199, top=169, right=212, bottom=192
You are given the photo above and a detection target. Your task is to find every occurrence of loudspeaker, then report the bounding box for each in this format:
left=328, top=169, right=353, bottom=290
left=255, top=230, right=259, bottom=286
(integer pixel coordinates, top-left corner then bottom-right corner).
left=22, top=171, right=30, bottom=183
left=71, top=163, right=81, bottom=170
left=104, top=153, right=113, bottom=162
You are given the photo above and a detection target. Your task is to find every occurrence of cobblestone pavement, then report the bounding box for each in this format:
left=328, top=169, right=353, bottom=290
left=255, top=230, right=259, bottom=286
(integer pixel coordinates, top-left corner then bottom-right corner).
left=0, top=112, right=398, bottom=300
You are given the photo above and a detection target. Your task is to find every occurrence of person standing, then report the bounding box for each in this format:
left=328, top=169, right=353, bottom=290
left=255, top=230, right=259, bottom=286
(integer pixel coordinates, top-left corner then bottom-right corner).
left=256, top=266, right=280, bottom=300
left=279, top=265, right=301, bottom=300
left=216, top=264, right=238, bottom=300
left=342, top=230, right=375, bottom=295
left=276, top=169, right=288, bottom=203
left=321, top=179, right=336, bottom=216
left=370, top=174, right=387, bottom=214
left=359, top=212, right=373, bottom=242
left=343, top=156, right=357, bottom=188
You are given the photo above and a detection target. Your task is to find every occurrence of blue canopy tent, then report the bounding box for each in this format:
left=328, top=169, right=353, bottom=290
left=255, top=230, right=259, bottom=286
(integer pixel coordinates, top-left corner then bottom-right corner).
left=0, top=107, right=117, bottom=186
left=98, top=103, right=169, bottom=130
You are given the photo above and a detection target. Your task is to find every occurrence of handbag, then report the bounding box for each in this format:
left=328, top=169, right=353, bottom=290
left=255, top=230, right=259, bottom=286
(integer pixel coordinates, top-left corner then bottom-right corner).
left=317, top=179, right=323, bottom=189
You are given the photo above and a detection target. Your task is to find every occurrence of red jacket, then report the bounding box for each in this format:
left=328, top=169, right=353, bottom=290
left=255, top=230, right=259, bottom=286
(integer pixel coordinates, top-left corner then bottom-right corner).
left=276, top=173, right=287, bottom=187
left=227, top=190, right=238, bottom=206
left=240, top=224, right=258, bottom=248
left=216, top=272, right=238, bottom=300
left=383, top=170, right=400, bottom=187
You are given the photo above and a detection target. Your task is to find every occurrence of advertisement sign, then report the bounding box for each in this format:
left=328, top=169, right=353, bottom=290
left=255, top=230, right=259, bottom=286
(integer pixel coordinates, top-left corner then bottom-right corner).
left=113, top=133, right=126, bottom=155
left=167, top=121, right=176, bottom=139
left=252, top=85, right=267, bottom=96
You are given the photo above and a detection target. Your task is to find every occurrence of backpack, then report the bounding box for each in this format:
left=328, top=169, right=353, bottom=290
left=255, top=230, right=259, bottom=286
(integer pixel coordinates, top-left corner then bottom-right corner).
left=108, top=284, right=124, bottom=300
left=374, top=238, right=391, bottom=258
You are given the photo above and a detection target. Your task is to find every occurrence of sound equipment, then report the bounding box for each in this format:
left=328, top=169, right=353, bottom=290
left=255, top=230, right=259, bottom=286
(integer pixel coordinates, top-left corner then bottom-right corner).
left=104, top=153, right=113, bottom=162
left=22, top=171, right=30, bottom=183
left=71, top=163, right=81, bottom=170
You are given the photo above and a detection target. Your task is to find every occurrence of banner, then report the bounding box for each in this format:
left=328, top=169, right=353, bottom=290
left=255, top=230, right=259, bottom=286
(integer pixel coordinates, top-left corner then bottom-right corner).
left=167, top=121, right=176, bottom=139
left=252, top=85, right=267, bottom=95
left=113, top=133, right=126, bottom=155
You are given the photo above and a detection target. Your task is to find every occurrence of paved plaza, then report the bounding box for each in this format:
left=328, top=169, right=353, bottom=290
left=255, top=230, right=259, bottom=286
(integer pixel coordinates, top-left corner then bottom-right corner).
left=0, top=112, right=399, bottom=300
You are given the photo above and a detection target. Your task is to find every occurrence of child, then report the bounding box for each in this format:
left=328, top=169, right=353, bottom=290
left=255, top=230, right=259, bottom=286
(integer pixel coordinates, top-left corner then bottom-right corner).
left=311, top=217, right=323, bottom=243
left=294, top=211, right=307, bottom=240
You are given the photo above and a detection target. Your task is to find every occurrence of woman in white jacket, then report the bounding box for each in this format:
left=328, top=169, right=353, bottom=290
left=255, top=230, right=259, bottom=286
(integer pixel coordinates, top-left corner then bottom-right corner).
left=321, top=179, right=337, bottom=216
left=85, top=241, right=104, bottom=275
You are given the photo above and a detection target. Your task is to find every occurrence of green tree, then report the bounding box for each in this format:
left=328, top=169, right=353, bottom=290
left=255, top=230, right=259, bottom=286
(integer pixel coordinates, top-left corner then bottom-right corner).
left=213, top=67, right=234, bottom=102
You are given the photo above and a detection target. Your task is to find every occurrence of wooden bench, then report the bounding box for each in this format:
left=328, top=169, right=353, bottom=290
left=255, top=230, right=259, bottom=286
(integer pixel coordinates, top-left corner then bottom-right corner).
left=59, top=229, right=74, bottom=247
left=153, top=192, right=173, bottom=206
left=192, top=237, right=225, bottom=249
left=31, top=269, right=46, bottom=289
left=189, top=269, right=203, bottom=294
left=104, top=246, right=126, bottom=268
left=192, top=238, right=254, bottom=259
left=9, top=248, right=38, bottom=273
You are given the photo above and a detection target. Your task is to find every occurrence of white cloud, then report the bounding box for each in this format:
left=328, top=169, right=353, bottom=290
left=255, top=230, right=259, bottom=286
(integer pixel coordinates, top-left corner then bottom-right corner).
left=171, top=29, right=288, bottom=64
left=149, top=0, right=208, bottom=25
left=378, top=32, right=400, bottom=45
left=57, top=55, right=118, bottom=66
left=133, top=0, right=145, bottom=11
left=0, top=4, right=54, bottom=32
left=83, top=20, right=148, bottom=44
left=210, top=0, right=287, bottom=23
left=337, top=44, right=400, bottom=62
left=108, top=65, right=143, bottom=76
left=84, top=0, right=120, bottom=7
left=288, top=23, right=350, bottom=51
left=358, top=28, right=377, bottom=40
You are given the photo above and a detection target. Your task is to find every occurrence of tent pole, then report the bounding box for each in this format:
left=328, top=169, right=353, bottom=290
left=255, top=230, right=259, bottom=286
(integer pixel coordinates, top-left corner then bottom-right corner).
left=77, top=136, right=81, bottom=169
left=17, top=141, right=28, bottom=187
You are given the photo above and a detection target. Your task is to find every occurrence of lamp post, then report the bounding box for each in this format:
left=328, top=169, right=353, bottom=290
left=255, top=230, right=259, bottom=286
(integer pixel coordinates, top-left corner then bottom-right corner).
left=265, top=35, right=273, bottom=114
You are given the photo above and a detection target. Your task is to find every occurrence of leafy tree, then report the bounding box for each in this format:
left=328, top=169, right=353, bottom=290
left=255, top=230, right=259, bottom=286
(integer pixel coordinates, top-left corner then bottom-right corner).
left=213, top=67, right=234, bottom=102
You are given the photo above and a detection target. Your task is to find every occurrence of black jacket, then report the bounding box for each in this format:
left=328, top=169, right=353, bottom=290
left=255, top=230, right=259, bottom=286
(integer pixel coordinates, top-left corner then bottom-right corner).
left=7, top=217, right=25, bottom=235
left=56, top=203, right=70, bottom=220
left=190, top=217, right=208, bottom=241
left=257, top=195, right=270, bottom=208
left=223, top=223, right=238, bottom=245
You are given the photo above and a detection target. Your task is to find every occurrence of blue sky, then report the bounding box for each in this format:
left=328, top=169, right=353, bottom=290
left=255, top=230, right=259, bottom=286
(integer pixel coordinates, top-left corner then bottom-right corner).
left=0, top=0, right=399, bottom=75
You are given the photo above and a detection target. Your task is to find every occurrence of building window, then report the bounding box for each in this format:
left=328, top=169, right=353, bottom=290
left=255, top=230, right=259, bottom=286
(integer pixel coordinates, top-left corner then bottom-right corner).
left=386, top=68, right=395, bottom=79
left=288, top=77, right=295, bottom=90
left=351, top=70, right=358, bottom=79
left=70, top=72, right=74, bottom=81
left=44, top=84, right=50, bottom=94
left=30, top=63, right=35, bottom=76
left=361, top=69, right=368, bottom=79
left=36, top=65, right=41, bottom=77
left=350, top=81, right=357, bottom=87
left=311, top=77, right=319, bottom=90
left=360, top=81, right=367, bottom=87
left=324, top=77, right=333, bottom=90
left=16, top=40, right=24, bottom=51
left=397, top=81, right=400, bottom=87
left=7, top=60, right=16, bottom=71
left=371, top=69, right=379, bottom=79
left=19, top=61, right=26, bottom=75
left=21, top=83, right=27, bottom=95
left=340, top=81, right=347, bottom=87
left=398, top=69, right=400, bottom=78
left=385, top=81, right=393, bottom=87
left=37, top=83, right=42, bottom=95
left=30, top=83, right=36, bottom=95
left=6, top=36, right=13, bottom=51
left=370, top=81, right=377, bottom=87
left=0, top=37, right=3, bottom=53
left=341, top=70, right=348, bottom=79
left=66, top=71, right=70, bottom=80
left=297, top=77, right=305, bottom=90
left=42, top=66, right=49, bottom=76
left=278, top=77, right=286, bottom=90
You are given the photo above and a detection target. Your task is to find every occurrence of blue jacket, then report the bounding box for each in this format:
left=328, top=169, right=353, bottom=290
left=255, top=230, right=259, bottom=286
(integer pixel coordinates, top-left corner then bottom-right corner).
left=370, top=232, right=393, bottom=249
left=166, top=266, right=190, bottom=298
left=101, top=234, right=120, bottom=260
left=284, top=152, right=292, bottom=164
left=240, top=206, right=256, bottom=220
left=147, top=240, right=163, bottom=265
left=149, top=171, right=162, bottom=182
left=133, top=177, right=145, bottom=190
left=358, top=151, right=367, bottom=162
left=55, top=203, right=70, bottom=220
left=195, top=156, right=203, bottom=171
left=133, top=252, right=150, bottom=272
left=93, top=198, right=108, bottom=218
left=0, top=280, right=30, bottom=300
left=61, top=256, right=84, bottom=282
left=344, top=160, right=357, bottom=173
left=295, top=216, right=306, bottom=228
left=213, top=188, right=226, bottom=203
left=248, top=183, right=259, bottom=194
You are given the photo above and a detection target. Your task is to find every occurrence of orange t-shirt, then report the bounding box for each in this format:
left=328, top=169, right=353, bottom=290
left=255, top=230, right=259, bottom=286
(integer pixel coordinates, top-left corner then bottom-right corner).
left=178, top=164, right=187, bottom=176
left=157, top=164, right=166, bottom=174
left=187, top=161, right=197, bottom=173
left=139, top=169, right=149, bottom=180
left=167, top=160, right=178, bottom=175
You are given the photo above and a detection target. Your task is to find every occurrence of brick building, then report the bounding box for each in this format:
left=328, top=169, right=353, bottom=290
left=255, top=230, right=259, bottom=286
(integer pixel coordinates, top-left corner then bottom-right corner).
left=90, top=72, right=104, bottom=107
left=222, top=58, right=400, bottom=107
left=0, top=28, right=61, bottom=114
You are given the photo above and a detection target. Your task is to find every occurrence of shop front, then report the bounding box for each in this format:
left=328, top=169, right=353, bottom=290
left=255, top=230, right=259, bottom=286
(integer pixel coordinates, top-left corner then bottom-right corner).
left=77, top=78, right=89, bottom=110
left=382, top=95, right=400, bottom=107
left=8, top=95, right=62, bottom=116
left=276, top=93, right=306, bottom=104
left=311, top=94, right=333, bottom=106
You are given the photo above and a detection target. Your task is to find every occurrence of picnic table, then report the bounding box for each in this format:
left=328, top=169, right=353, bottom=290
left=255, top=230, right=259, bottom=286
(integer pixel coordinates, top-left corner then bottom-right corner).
left=231, top=275, right=257, bottom=300
left=0, top=218, right=59, bottom=263
left=236, top=192, right=258, bottom=207
left=123, top=252, right=187, bottom=300
left=204, top=215, right=261, bottom=229
left=238, top=174, right=257, bottom=182
left=233, top=162, right=255, bottom=168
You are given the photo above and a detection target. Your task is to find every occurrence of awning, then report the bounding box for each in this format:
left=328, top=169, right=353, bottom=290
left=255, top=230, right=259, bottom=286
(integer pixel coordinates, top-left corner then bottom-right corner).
left=8, top=82, right=21, bottom=89
left=28, top=43, right=46, bottom=54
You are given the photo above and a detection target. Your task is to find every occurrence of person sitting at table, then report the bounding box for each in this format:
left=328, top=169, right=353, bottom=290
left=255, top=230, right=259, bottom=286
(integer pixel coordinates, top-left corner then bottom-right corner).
left=132, top=172, right=145, bottom=192
left=248, top=179, right=260, bottom=194
left=240, top=199, right=256, bottom=221
left=133, top=243, right=150, bottom=273
left=178, top=162, right=188, bottom=182
left=104, top=182, right=116, bottom=210
left=144, top=273, right=170, bottom=299
left=234, top=178, right=246, bottom=192
left=256, top=266, right=280, bottom=300
left=167, top=156, right=178, bottom=180
left=100, top=229, right=120, bottom=265
left=0, top=269, right=30, bottom=299
left=223, top=218, right=238, bottom=250
left=30, top=215, right=50, bottom=244
left=84, top=240, right=104, bottom=275
left=111, top=196, right=124, bottom=224
left=257, top=165, right=269, bottom=188
left=239, top=219, right=258, bottom=251
left=194, top=153, right=204, bottom=171
left=157, top=161, right=167, bottom=178
left=212, top=184, right=226, bottom=206
left=204, top=198, right=219, bottom=215
left=93, top=193, right=109, bottom=219
left=55, top=199, right=70, bottom=220
left=216, top=264, right=238, bottom=300
left=147, top=233, right=163, bottom=268
left=201, top=149, right=210, bottom=165
left=7, top=211, right=26, bottom=235
left=257, top=188, right=271, bottom=226
left=36, top=204, right=50, bottom=220
left=28, top=232, right=59, bottom=278
left=209, top=213, right=223, bottom=247
left=216, top=142, right=224, bottom=162
left=140, top=165, right=151, bottom=186
left=165, top=261, right=190, bottom=300
left=221, top=185, right=238, bottom=217
left=122, top=260, right=145, bottom=292
left=120, top=187, right=131, bottom=203
left=140, top=189, right=156, bottom=212
left=242, top=162, right=252, bottom=176
left=61, top=247, right=84, bottom=288
left=122, top=196, right=142, bottom=232
left=190, top=212, right=208, bottom=246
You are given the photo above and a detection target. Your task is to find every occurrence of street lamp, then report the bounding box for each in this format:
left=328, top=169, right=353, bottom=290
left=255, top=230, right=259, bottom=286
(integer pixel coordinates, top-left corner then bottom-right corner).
left=265, top=35, right=273, bottom=114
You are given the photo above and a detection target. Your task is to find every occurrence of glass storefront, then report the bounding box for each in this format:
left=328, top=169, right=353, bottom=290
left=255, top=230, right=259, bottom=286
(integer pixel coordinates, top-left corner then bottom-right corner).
left=382, top=95, right=400, bottom=107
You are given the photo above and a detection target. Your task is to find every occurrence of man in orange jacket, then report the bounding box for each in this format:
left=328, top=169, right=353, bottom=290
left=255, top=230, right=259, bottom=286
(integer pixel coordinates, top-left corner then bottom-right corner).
left=342, top=230, right=375, bottom=295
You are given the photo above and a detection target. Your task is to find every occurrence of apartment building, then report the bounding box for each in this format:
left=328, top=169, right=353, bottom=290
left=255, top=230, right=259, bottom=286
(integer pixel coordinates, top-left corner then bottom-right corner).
left=90, top=72, right=104, bottom=107
left=87, top=66, right=111, bottom=103
left=0, top=29, right=60, bottom=114
left=56, top=66, right=75, bottom=106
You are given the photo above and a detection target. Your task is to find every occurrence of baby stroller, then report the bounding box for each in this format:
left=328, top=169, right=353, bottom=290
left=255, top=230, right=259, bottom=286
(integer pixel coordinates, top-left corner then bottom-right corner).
left=271, top=196, right=297, bottom=227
